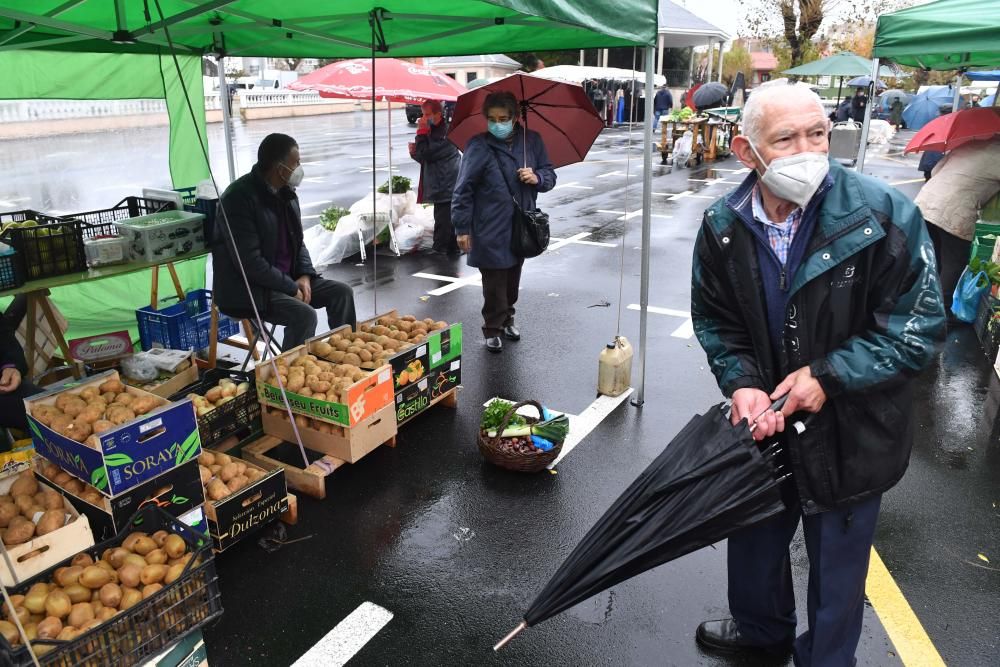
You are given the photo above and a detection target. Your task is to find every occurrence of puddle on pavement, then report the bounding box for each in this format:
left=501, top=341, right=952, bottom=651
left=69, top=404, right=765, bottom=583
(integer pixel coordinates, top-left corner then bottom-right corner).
left=567, top=589, right=615, bottom=625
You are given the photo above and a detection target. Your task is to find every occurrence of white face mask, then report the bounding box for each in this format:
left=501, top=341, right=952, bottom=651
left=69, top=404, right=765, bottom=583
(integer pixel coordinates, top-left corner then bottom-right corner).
left=748, top=141, right=829, bottom=209
left=282, top=163, right=304, bottom=188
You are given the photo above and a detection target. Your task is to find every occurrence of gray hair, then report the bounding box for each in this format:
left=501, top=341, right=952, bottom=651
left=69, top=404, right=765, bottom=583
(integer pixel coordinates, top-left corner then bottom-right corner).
left=742, top=80, right=826, bottom=144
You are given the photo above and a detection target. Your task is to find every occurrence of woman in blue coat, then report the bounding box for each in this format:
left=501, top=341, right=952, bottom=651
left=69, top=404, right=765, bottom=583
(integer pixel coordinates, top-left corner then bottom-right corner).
left=451, top=91, right=556, bottom=353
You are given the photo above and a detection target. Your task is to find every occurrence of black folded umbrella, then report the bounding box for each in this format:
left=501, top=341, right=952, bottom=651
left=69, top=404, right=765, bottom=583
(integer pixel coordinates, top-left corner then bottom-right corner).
left=495, top=401, right=793, bottom=649
left=692, top=82, right=729, bottom=111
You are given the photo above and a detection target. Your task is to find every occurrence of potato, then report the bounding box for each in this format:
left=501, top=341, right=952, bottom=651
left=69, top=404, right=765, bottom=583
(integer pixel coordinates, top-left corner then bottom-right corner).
left=140, top=564, right=167, bottom=586
left=99, top=583, right=122, bottom=609
left=162, top=534, right=186, bottom=560
left=198, top=465, right=212, bottom=485
left=209, top=464, right=222, bottom=475
left=214, top=453, right=232, bottom=466
left=100, top=391, right=117, bottom=404
left=286, top=375, right=305, bottom=392
left=67, top=602, right=94, bottom=628
left=117, top=563, right=141, bottom=589
left=53, top=471, right=72, bottom=487
left=81, top=490, right=104, bottom=506
left=131, top=536, right=156, bottom=557
left=56, top=566, right=84, bottom=587
left=63, top=584, right=91, bottom=605
left=36, top=510, right=65, bottom=536
left=64, top=479, right=84, bottom=495
left=0, top=619, right=20, bottom=646
left=204, top=386, right=223, bottom=403
left=145, top=549, right=168, bottom=566
left=79, top=566, right=111, bottom=589
left=54, top=392, right=79, bottom=411
left=197, top=452, right=215, bottom=467
left=221, top=383, right=238, bottom=398
left=43, top=591, right=71, bottom=619
left=152, top=530, right=170, bottom=548
left=105, top=406, right=135, bottom=426
left=97, top=606, right=118, bottom=622
left=99, top=379, right=125, bottom=394
left=163, top=562, right=187, bottom=586
left=80, top=618, right=103, bottom=632
left=2, top=595, right=23, bottom=619
left=207, top=479, right=229, bottom=502
left=4, top=519, right=34, bottom=545
left=219, top=463, right=239, bottom=483
left=56, top=626, right=81, bottom=641
left=61, top=397, right=87, bottom=418
left=0, top=503, right=19, bottom=528
left=36, top=616, right=62, bottom=640
left=10, top=473, right=38, bottom=497
left=245, top=468, right=266, bottom=483
left=14, top=494, right=35, bottom=515
left=77, top=405, right=104, bottom=425
left=142, top=583, right=163, bottom=599
left=113, top=392, right=134, bottom=407
left=131, top=396, right=158, bottom=416
left=227, top=476, right=249, bottom=493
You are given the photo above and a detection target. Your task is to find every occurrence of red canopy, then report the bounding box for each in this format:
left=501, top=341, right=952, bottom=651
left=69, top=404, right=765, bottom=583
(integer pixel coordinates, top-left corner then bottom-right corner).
left=905, top=106, right=1000, bottom=153
left=447, top=73, right=603, bottom=168
left=288, top=58, right=467, bottom=104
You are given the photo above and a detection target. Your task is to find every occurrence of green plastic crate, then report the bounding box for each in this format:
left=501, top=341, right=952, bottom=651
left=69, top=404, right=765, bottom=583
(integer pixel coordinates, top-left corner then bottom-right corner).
left=981, top=192, right=1000, bottom=223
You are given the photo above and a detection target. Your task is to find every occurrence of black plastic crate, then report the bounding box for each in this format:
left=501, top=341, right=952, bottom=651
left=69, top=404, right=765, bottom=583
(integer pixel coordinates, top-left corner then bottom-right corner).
left=0, top=220, right=86, bottom=281
left=0, top=506, right=222, bottom=667
left=0, top=250, right=24, bottom=291
left=171, top=368, right=261, bottom=448
left=175, top=187, right=218, bottom=245
left=0, top=210, right=66, bottom=227
left=66, top=196, right=176, bottom=225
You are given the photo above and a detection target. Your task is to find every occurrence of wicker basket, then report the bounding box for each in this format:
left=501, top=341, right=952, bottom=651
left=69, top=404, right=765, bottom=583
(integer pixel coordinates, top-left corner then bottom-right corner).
left=478, top=400, right=564, bottom=473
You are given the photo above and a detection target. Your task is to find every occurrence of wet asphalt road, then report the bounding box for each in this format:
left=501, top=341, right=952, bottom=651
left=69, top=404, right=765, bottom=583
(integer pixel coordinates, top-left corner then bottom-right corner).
left=3, top=115, right=998, bottom=665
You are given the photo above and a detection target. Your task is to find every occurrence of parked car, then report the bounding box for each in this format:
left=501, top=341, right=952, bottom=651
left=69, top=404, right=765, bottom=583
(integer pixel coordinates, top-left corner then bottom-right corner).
left=405, top=104, right=421, bottom=124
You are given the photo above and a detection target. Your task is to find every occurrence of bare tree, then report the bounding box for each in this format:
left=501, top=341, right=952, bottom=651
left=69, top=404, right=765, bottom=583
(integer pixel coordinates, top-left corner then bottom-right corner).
left=741, top=0, right=827, bottom=68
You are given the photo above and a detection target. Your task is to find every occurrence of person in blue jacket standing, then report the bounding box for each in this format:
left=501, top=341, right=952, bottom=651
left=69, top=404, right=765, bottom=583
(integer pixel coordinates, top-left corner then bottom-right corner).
left=451, top=91, right=556, bottom=353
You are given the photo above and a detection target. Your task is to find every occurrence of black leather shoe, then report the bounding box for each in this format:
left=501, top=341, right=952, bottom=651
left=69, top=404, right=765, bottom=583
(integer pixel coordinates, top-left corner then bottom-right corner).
left=503, top=324, right=520, bottom=341
left=696, top=619, right=793, bottom=656
left=486, top=337, right=503, bottom=353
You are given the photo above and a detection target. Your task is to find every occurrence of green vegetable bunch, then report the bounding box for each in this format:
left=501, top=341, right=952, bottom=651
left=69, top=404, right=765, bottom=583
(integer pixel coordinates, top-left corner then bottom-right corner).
left=969, top=256, right=1000, bottom=285
left=319, top=206, right=350, bottom=232
left=481, top=399, right=526, bottom=432
left=377, top=176, right=412, bottom=194
left=668, top=107, right=695, bottom=122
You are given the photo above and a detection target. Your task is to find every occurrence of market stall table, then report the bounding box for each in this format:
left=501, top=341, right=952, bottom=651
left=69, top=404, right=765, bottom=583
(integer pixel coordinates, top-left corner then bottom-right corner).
left=659, top=116, right=707, bottom=166
left=0, top=249, right=231, bottom=377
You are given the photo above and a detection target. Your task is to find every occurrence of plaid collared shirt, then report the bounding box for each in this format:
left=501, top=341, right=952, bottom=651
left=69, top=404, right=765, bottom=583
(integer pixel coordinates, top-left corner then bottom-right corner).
left=751, top=184, right=802, bottom=266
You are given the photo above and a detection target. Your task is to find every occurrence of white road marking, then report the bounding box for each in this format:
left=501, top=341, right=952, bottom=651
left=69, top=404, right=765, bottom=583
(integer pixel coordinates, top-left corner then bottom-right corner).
left=292, top=602, right=393, bottom=667
left=596, top=170, right=627, bottom=178
left=482, top=390, right=634, bottom=468
left=413, top=272, right=482, bottom=296
left=303, top=177, right=326, bottom=183
left=553, top=182, right=595, bottom=191
left=666, top=190, right=715, bottom=201
left=350, top=154, right=385, bottom=159
left=627, top=304, right=694, bottom=339
left=302, top=215, right=321, bottom=220
left=890, top=178, right=925, bottom=186
left=597, top=209, right=672, bottom=221
left=547, top=232, right=617, bottom=251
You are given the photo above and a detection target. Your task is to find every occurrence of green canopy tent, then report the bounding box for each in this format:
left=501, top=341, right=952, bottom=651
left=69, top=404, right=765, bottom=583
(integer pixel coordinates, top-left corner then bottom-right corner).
left=857, top=0, right=1000, bottom=168
left=0, top=49, right=210, bottom=341
left=783, top=51, right=895, bottom=108
left=0, top=1, right=664, bottom=403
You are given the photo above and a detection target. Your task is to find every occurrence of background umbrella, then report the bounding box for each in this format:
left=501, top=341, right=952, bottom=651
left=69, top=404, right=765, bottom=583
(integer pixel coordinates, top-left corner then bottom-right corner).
left=692, top=82, right=728, bottom=111
left=905, top=106, right=1000, bottom=153
left=847, top=75, right=887, bottom=89
left=495, top=399, right=794, bottom=649
left=983, top=93, right=998, bottom=107
left=903, top=85, right=961, bottom=130
left=879, top=89, right=911, bottom=110
left=447, top=72, right=604, bottom=168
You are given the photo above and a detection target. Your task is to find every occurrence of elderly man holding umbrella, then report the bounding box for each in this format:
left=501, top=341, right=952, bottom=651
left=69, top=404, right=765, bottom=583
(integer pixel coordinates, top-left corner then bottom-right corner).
left=690, top=81, right=944, bottom=664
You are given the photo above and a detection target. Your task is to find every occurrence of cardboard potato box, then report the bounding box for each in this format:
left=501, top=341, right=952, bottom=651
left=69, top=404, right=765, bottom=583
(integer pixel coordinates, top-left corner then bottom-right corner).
left=395, top=359, right=462, bottom=425
left=0, top=472, right=95, bottom=586
left=25, top=370, right=202, bottom=496
left=44, top=457, right=206, bottom=542
left=261, top=403, right=397, bottom=463
left=356, top=311, right=463, bottom=390
left=205, top=456, right=288, bottom=551
left=255, top=345, right=393, bottom=427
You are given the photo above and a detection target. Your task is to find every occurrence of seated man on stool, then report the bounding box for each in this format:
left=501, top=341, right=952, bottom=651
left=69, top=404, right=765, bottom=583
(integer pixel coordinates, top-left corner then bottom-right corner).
left=213, top=133, right=356, bottom=350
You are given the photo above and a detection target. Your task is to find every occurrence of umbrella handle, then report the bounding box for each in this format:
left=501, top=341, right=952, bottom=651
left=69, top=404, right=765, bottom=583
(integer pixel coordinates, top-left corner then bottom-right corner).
left=748, top=394, right=788, bottom=433
left=494, top=621, right=528, bottom=651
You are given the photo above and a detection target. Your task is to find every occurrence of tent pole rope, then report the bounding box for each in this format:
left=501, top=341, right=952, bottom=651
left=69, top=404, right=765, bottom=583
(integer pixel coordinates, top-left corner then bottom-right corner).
left=151, top=0, right=311, bottom=468
left=615, top=47, right=639, bottom=338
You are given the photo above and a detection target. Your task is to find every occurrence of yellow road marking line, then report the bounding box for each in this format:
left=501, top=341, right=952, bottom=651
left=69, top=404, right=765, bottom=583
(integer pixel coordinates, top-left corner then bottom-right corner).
left=866, top=548, right=946, bottom=666
left=890, top=178, right=927, bottom=186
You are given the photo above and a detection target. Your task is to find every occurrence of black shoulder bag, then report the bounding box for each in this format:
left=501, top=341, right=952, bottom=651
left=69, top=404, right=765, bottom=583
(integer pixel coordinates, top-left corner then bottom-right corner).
left=489, top=148, right=550, bottom=258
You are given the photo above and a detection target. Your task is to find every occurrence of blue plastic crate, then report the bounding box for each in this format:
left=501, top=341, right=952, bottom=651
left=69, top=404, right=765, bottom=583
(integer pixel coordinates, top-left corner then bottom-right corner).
left=136, top=289, right=240, bottom=351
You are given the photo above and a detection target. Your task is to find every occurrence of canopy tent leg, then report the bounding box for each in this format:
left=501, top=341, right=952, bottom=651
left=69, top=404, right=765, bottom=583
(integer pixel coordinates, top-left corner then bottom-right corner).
left=854, top=58, right=879, bottom=172
left=218, top=56, right=236, bottom=184
left=632, top=45, right=654, bottom=408
left=835, top=76, right=843, bottom=108
left=385, top=98, right=400, bottom=255
left=952, top=72, right=962, bottom=111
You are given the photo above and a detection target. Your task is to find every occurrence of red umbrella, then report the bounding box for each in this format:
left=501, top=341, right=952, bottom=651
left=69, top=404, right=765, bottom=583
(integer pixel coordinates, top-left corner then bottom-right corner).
left=904, top=106, right=1000, bottom=153
left=287, top=58, right=467, bottom=104
left=447, top=73, right=604, bottom=168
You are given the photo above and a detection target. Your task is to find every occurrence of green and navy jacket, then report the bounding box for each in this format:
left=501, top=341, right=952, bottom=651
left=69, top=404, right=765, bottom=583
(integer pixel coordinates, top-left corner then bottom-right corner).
left=691, top=160, right=946, bottom=514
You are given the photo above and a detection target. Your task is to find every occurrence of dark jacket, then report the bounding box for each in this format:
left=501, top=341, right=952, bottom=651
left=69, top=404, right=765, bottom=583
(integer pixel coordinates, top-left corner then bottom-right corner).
left=0, top=329, right=26, bottom=375
left=691, top=161, right=945, bottom=515
left=212, top=165, right=317, bottom=315
left=451, top=126, right=556, bottom=269
left=412, top=120, right=461, bottom=204
left=654, top=89, right=673, bottom=111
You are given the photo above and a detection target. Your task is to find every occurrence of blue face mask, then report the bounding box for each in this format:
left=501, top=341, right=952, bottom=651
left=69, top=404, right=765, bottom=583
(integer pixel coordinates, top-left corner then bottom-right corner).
left=488, top=120, right=514, bottom=140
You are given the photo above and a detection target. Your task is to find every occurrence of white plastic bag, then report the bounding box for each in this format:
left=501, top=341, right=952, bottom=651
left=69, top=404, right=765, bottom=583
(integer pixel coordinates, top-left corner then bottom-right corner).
left=304, top=213, right=374, bottom=267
